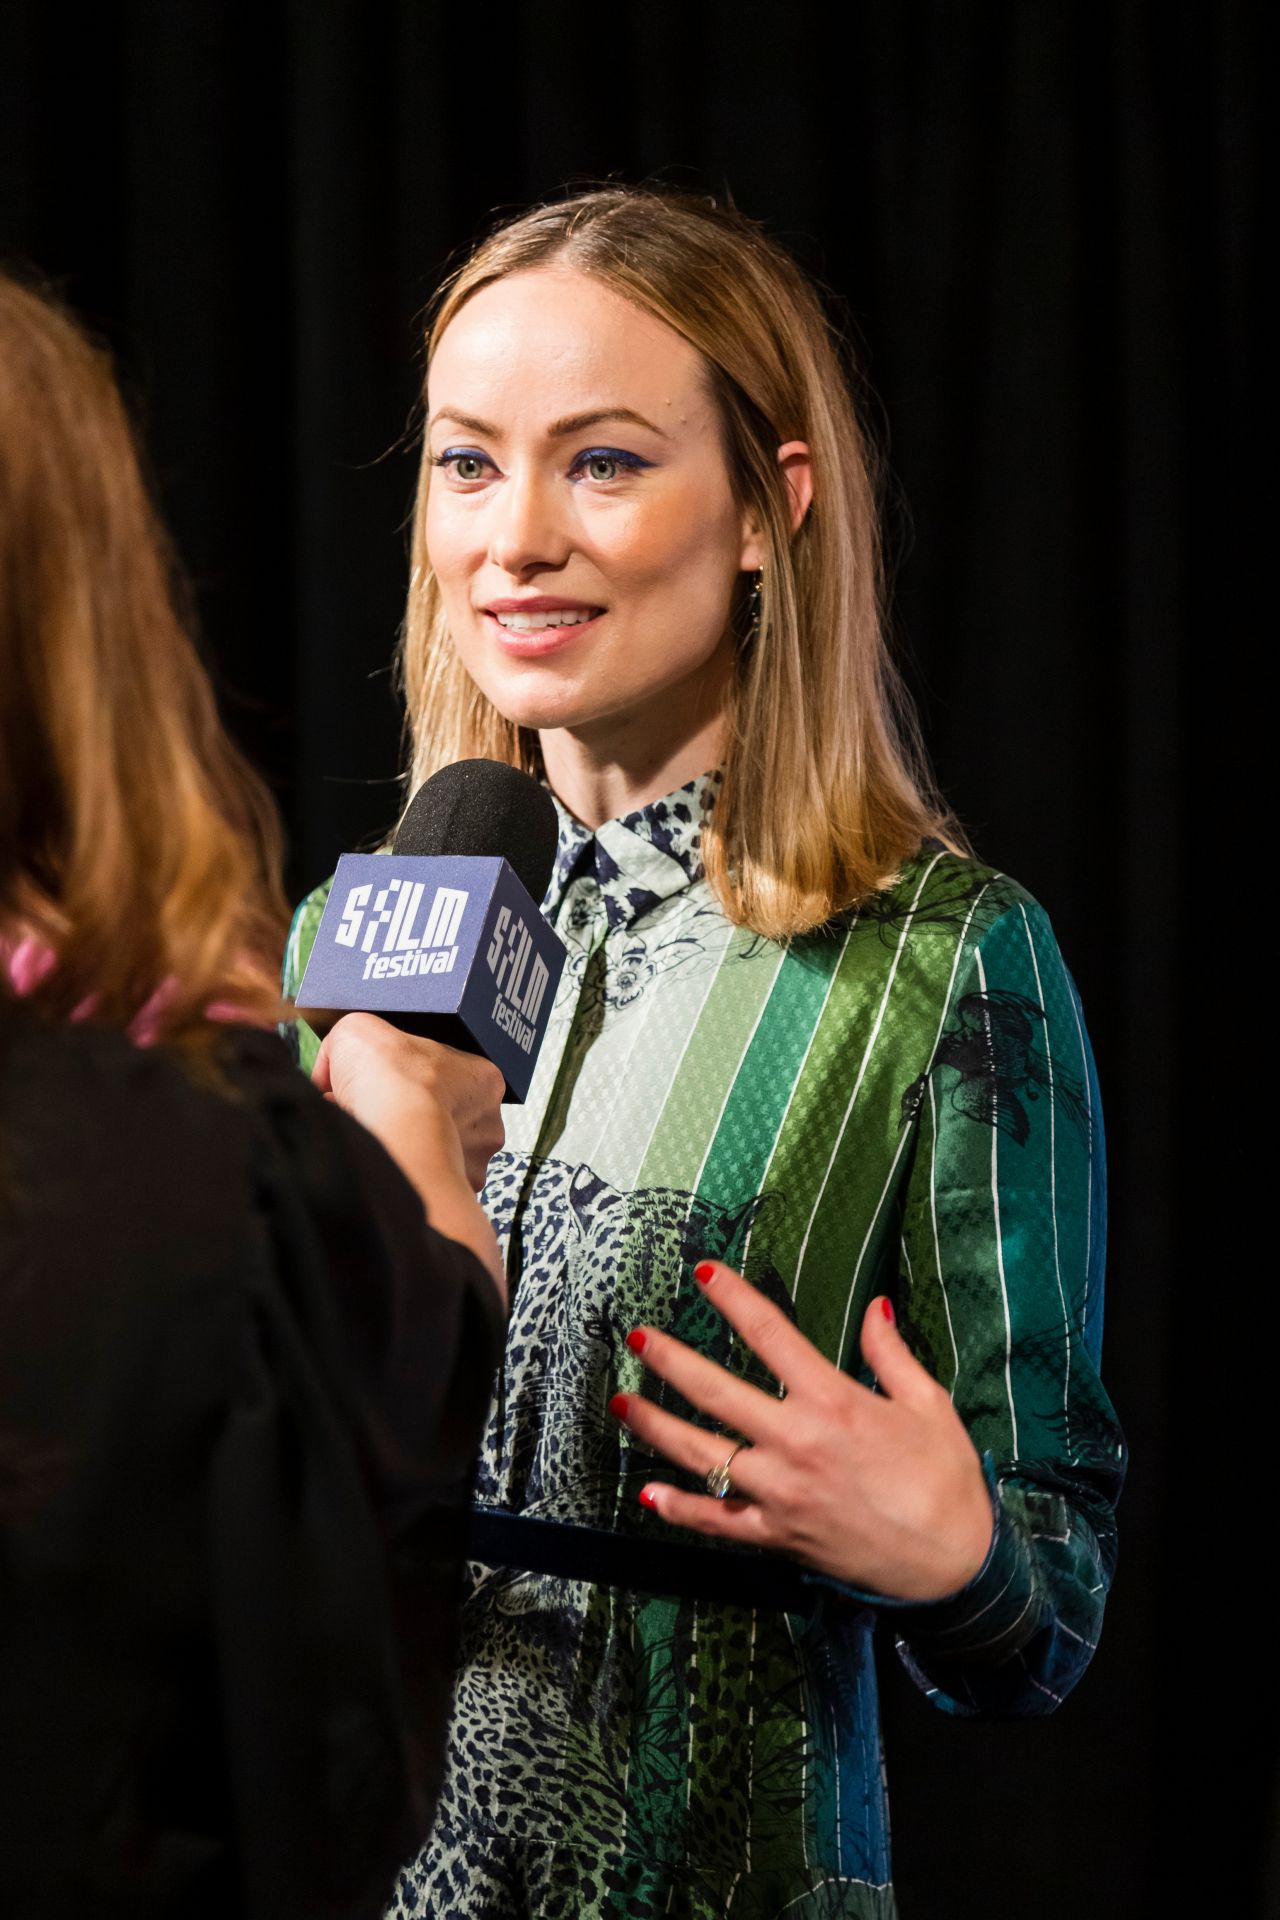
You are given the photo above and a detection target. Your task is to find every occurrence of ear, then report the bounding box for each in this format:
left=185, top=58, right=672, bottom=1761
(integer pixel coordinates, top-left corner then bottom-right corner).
left=777, top=440, right=813, bottom=533
left=738, top=440, right=815, bottom=571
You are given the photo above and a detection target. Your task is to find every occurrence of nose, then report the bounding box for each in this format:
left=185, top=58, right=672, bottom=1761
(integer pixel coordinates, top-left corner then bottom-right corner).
left=488, top=466, right=571, bottom=580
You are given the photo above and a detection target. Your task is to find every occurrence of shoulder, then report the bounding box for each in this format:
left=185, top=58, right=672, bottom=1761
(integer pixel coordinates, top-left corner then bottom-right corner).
left=795, top=849, right=1072, bottom=1020
left=861, top=852, right=1090, bottom=1056
left=855, top=847, right=1067, bottom=973
left=0, top=1020, right=306, bottom=1266
left=0, top=1017, right=426, bottom=1386
left=802, top=849, right=1040, bottom=964
left=0, top=1023, right=291, bottom=1461
left=3, top=1016, right=252, bottom=1186
left=870, top=846, right=1036, bottom=934
left=0, top=1015, right=410, bottom=1268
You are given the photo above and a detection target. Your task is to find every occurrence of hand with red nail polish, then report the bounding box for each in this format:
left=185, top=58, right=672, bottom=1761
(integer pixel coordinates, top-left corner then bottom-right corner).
left=621, top=1261, right=992, bottom=1601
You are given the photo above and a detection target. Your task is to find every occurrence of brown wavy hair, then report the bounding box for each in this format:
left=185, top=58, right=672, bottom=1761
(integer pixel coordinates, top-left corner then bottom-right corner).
left=399, top=187, right=964, bottom=938
left=0, top=272, right=287, bottom=1050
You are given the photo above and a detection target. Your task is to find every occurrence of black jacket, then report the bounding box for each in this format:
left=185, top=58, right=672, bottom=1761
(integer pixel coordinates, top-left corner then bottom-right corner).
left=0, top=1016, right=502, bottom=1919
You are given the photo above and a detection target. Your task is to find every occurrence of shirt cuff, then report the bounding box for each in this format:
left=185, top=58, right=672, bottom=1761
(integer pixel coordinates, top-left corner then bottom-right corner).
left=801, top=1453, right=1044, bottom=1665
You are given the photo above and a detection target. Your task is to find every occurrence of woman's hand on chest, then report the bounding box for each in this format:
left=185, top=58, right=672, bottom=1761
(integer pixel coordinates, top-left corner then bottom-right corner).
left=610, top=1262, right=994, bottom=1603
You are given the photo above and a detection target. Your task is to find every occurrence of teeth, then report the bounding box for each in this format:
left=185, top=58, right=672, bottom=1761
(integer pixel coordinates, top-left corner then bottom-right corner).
left=493, top=608, right=598, bottom=631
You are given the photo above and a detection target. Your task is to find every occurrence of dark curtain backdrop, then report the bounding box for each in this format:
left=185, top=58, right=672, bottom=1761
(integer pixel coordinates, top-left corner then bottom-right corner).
left=1, top=3, right=1260, bottom=1914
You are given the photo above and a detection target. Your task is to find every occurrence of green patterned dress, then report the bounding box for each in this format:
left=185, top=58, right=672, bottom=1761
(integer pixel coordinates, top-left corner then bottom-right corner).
left=284, top=772, right=1124, bottom=1920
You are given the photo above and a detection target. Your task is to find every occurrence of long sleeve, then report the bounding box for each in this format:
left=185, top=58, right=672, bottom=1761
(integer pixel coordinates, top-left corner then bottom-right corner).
left=889, top=895, right=1125, bottom=1717
left=206, top=1034, right=503, bottom=1920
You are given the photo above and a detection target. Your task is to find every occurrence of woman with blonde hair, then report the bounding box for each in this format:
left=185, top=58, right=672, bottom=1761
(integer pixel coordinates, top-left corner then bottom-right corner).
left=288, top=186, right=1124, bottom=1919
left=0, top=271, right=508, bottom=1919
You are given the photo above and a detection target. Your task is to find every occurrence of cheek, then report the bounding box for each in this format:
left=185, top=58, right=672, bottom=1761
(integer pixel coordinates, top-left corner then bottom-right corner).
left=423, top=494, right=474, bottom=594
left=602, top=489, right=740, bottom=604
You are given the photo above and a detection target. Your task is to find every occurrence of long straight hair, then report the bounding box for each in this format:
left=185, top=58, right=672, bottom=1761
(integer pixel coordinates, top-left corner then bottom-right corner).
left=399, top=188, right=964, bottom=938
left=0, top=273, right=287, bottom=1050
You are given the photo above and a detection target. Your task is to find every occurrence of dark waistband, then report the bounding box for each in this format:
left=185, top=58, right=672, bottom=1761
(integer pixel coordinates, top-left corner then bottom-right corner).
left=465, top=1506, right=825, bottom=1616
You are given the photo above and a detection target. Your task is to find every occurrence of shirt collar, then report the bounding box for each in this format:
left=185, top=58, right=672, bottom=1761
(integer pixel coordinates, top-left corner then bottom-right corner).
left=544, top=770, right=721, bottom=931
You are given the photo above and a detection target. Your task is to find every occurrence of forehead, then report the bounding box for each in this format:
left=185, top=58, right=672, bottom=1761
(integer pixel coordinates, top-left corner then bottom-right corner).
left=427, top=267, right=711, bottom=426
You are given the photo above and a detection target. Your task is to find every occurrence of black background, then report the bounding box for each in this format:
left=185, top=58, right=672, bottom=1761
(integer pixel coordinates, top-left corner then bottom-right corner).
left=1, top=3, right=1261, bottom=1913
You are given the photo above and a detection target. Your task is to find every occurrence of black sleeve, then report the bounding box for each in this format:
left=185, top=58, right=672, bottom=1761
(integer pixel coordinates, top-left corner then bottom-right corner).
left=204, top=1032, right=502, bottom=1920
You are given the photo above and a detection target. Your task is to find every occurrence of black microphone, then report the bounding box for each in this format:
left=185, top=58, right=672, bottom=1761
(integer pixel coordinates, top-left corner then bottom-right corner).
left=295, top=760, right=566, bottom=1101
left=391, top=757, right=559, bottom=891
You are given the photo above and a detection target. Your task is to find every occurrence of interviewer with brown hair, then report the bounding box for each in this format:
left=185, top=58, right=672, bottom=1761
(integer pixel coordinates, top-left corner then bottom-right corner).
left=0, top=271, right=507, bottom=1920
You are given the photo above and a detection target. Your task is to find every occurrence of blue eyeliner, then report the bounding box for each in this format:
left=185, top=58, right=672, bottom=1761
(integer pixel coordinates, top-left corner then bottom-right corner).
left=432, top=445, right=656, bottom=478
left=569, top=447, right=656, bottom=478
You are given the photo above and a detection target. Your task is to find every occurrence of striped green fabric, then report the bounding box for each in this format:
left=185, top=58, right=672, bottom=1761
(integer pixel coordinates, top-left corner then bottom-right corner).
left=283, top=773, right=1123, bottom=1919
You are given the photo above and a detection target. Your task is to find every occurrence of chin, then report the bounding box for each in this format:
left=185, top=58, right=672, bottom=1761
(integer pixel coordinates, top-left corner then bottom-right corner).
left=476, top=674, right=611, bottom=737
left=501, top=700, right=604, bottom=735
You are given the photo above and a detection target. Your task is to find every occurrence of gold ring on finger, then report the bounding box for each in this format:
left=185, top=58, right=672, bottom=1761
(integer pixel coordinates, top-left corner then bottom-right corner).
left=705, top=1440, right=749, bottom=1501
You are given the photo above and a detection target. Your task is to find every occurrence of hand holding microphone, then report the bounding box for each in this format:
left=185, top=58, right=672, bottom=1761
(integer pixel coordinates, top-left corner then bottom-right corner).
left=296, top=759, right=566, bottom=1101
left=314, top=1014, right=508, bottom=1300
left=300, top=760, right=566, bottom=1300
left=313, top=1014, right=506, bottom=1194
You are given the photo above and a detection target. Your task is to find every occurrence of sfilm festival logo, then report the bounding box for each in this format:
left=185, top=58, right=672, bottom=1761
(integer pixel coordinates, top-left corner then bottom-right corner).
left=337, top=878, right=468, bottom=977
left=485, top=906, right=550, bottom=1056
left=331, top=875, right=550, bottom=1059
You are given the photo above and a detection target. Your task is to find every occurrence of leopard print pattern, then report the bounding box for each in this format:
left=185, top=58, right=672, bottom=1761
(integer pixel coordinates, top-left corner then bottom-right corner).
left=386, top=1154, right=894, bottom=1917
left=393, top=1818, right=895, bottom=1918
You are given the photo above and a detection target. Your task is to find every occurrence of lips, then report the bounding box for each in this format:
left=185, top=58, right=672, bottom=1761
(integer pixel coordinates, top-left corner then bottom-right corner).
left=491, top=607, right=600, bottom=633
left=480, top=597, right=605, bottom=654
left=483, top=597, right=605, bottom=634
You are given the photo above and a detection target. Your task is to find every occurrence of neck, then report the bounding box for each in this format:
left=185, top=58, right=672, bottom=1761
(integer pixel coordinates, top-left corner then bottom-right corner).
left=538, top=636, right=732, bottom=829
left=539, top=705, right=726, bottom=831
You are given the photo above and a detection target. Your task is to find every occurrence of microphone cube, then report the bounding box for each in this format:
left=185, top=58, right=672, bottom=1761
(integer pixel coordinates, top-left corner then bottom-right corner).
left=294, top=853, right=567, bottom=1101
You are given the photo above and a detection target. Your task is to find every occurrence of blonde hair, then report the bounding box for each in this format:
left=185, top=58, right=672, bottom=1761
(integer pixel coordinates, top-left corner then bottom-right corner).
left=0, top=272, right=287, bottom=1050
left=399, top=186, right=963, bottom=939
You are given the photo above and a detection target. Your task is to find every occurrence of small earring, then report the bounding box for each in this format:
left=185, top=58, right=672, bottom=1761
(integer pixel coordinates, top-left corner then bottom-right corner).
left=745, top=568, right=763, bottom=645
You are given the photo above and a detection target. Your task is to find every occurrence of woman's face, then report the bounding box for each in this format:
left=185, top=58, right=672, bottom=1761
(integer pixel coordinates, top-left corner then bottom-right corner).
left=424, top=267, right=761, bottom=747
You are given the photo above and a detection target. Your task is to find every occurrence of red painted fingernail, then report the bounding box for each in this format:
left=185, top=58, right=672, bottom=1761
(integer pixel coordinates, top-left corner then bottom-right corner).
left=881, top=1297, right=895, bottom=1324
left=626, top=1329, right=648, bottom=1355
left=638, top=1487, right=660, bottom=1510
left=694, top=1260, right=716, bottom=1284
left=608, top=1393, right=630, bottom=1422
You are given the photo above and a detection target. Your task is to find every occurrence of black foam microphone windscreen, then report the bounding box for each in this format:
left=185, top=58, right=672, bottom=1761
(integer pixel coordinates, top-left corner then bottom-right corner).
left=393, top=760, right=559, bottom=908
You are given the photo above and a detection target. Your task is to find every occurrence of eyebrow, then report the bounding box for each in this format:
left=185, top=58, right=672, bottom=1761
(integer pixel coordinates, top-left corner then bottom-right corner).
left=427, top=406, right=669, bottom=440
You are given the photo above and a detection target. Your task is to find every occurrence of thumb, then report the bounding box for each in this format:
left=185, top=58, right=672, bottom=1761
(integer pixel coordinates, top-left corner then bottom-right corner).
left=859, top=1296, right=937, bottom=1406
left=311, top=1031, right=334, bottom=1094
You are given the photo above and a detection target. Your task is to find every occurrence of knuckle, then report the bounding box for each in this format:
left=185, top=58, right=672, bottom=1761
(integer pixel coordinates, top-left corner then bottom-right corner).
left=784, top=1429, right=826, bottom=1478
left=748, top=1508, right=782, bottom=1553
left=327, top=1015, right=358, bottom=1056
left=701, top=1376, right=739, bottom=1423
left=751, top=1501, right=788, bottom=1552
left=808, top=1384, right=843, bottom=1427
left=739, top=1310, right=777, bottom=1355
left=918, top=1375, right=949, bottom=1416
